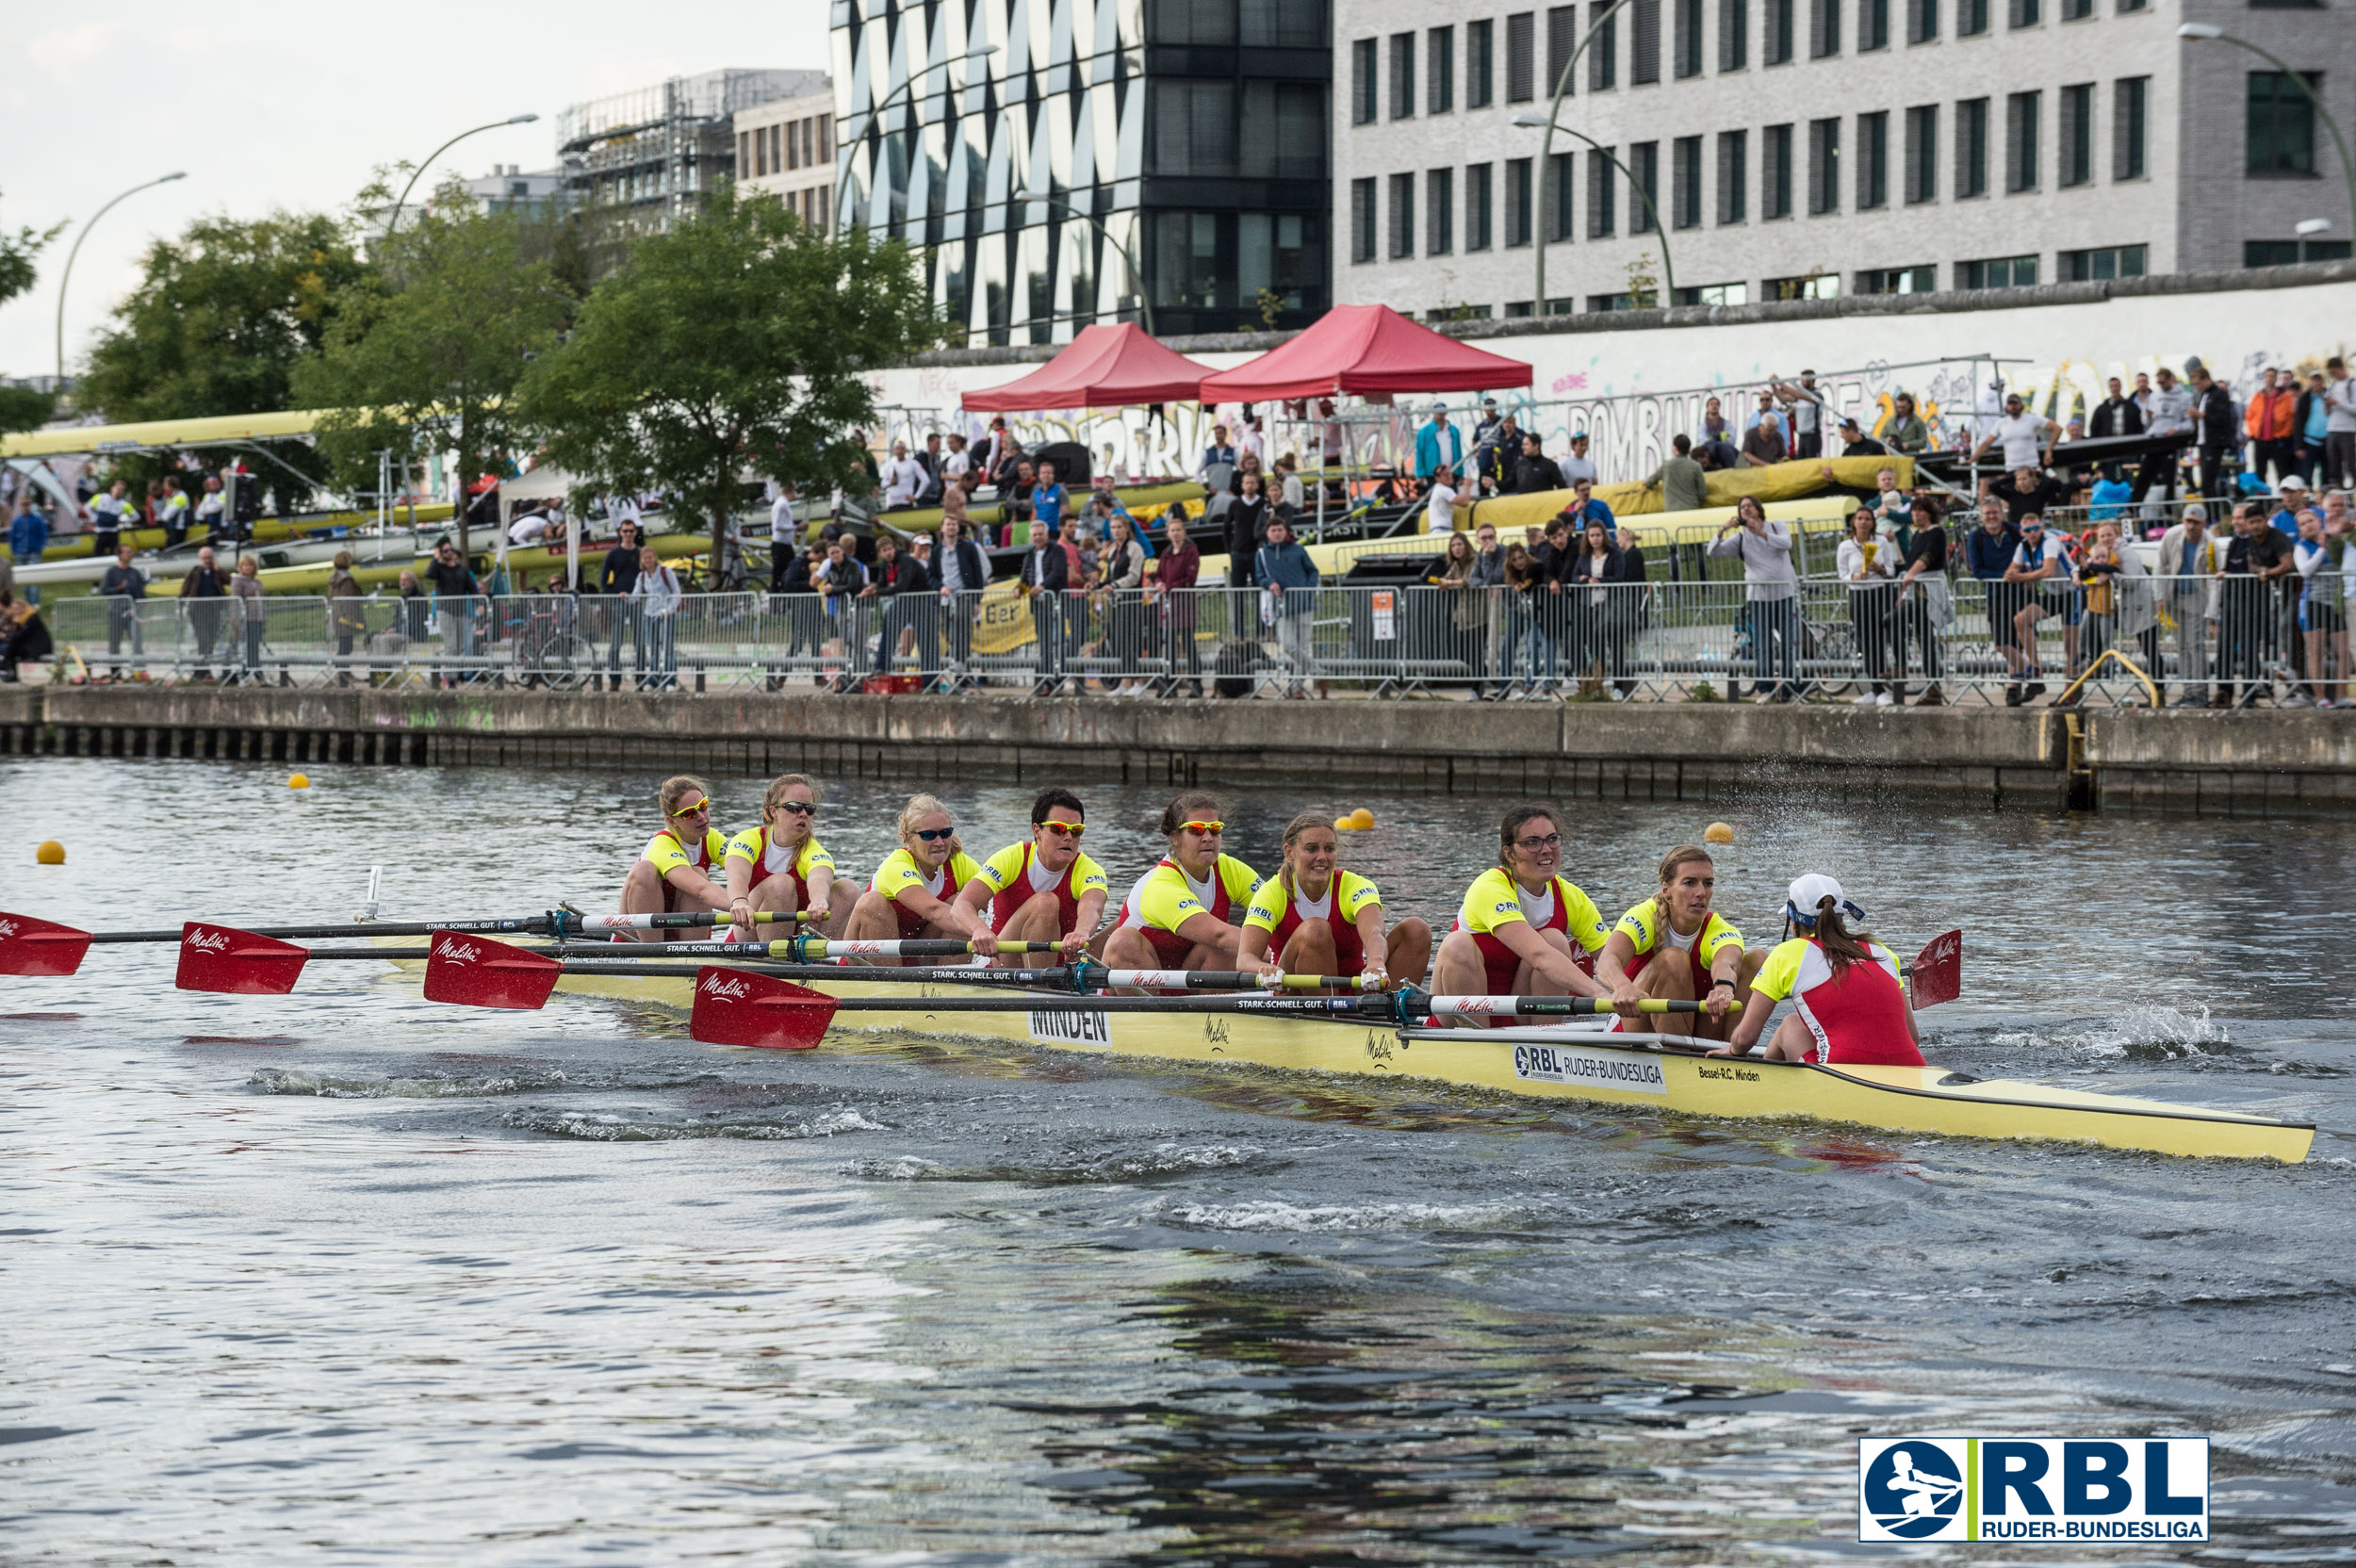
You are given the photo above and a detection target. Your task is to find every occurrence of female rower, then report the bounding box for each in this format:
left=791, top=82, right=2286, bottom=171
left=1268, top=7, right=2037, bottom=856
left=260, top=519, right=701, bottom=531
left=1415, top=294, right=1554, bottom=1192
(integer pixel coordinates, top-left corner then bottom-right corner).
left=1102, top=791, right=1260, bottom=975
left=843, top=793, right=991, bottom=966
left=1432, top=805, right=1615, bottom=1020
left=616, top=775, right=731, bottom=942
left=1600, top=843, right=1764, bottom=1040
left=722, top=773, right=855, bottom=941
left=1712, top=874, right=1923, bottom=1066
left=1238, top=812, right=1432, bottom=988
left=952, top=787, right=1109, bottom=963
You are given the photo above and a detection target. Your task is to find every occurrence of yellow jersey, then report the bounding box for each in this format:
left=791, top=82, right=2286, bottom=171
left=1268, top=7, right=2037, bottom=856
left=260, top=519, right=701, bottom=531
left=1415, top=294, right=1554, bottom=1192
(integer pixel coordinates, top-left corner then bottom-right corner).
left=1611, top=899, right=1744, bottom=971
left=1454, top=867, right=1609, bottom=952
left=1242, top=870, right=1382, bottom=934
left=871, top=846, right=984, bottom=906
left=642, top=827, right=729, bottom=882
left=1121, top=854, right=1260, bottom=933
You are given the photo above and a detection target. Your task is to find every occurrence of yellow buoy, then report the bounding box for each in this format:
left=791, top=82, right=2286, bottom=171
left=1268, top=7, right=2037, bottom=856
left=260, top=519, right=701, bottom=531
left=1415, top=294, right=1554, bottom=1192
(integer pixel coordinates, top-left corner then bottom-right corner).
left=288, top=774, right=310, bottom=790
left=1348, top=808, right=1375, bottom=829
left=36, top=840, right=65, bottom=865
left=1703, top=821, right=1735, bottom=845
left=1333, top=815, right=1354, bottom=831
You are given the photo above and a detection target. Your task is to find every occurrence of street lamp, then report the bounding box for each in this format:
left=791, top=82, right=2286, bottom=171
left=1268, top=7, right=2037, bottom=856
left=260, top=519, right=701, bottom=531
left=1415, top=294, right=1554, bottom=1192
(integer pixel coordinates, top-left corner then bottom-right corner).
left=386, top=113, right=541, bottom=237
left=2179, top=23, right=2356, bottom=258
left=1012, top=187, right=1156, bottom=335
left=54, top=171, right=187, bottom=386
left=835, top=46, right=1002, bottom=234
left=1529, top=0, right=1640, bottom=315
left=1511, top=112, right=1678, bottom=305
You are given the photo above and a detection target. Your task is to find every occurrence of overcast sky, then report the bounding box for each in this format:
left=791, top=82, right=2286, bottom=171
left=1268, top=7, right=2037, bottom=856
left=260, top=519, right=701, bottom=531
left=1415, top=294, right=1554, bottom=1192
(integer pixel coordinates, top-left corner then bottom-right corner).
left=0, top=0, right=831, bottom=385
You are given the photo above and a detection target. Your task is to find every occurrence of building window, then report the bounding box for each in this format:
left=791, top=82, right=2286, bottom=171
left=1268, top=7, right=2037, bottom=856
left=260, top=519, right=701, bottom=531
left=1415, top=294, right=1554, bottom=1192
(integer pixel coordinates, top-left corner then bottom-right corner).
left=1959, top=253, right=2037, bottom=288
left=2117, top=0, right=2144, bottom=9
left=1506, top=155, right=1534, bottom=244
left=1764, top=122, right=1794, bottom=217
left=2062, top=0, right=2090, bottom=17
left=1351, top=178, right=1376, bottom=261
left=1468, top=20, right=1496, bottom=107
left=1149, top=81, right=1238, bottom=175
left=2059, top=83, right=2093, bottom=187
left=1390, top=32, right=1416, bottom=119
left=1427, top=167, right=1455, bottom=253
left=1351, top=39, right=1378, bottom=123
left=2061, top=243, right=2146, bottom=279
left=1674, top=282, right=1749, bottom=303
left=2114, top=76, right=2148, bottom=180
left=1810, top=0, right=1841, bottom=57
left=1857, top=111, right=1889, bottom=206
left=2005, top=90, right=2039, bottom=192
left=1908, top=0, right=1938, bottom=41
left=1958, top=0, right=1988, bottom=34
left=2008, top=0, right=2037, bottom=24
left=1630, top=140, right=1660, bottom=230
left=1546, top=150, right=1576, bottom=239
left=1722, top=0, right=1750, bottom=69
left=1674, top=135, right=1704, bottom=226
left=1677, top=0, right=1706, bottom=75
left=1857, top=264, right=1937, bottom=292
left=1633, top=0, right=1662, bottom=83
left=1808, top=116, right=1841, bottom=213
left=1719, top=128, right=1749, bottom=220
left=1546, top=5, right=1579, bottom=97
left=1862, top=0, right=1890, bottom=47
left=1388, top=172, right=1416, bottom=256
left=1903, top=106, right=1938, bottom=203
left=2246, top=237, right=2353, bottom=265
left=1957, top=96, right=1988, bottom=195
left=1590, top=3, right=1619, bottom=90
left=1430, top=27, right=1456, bottom=112
left=1766, top=0, right=1795, bottom=63
left=2248, top=73, right=2318, bottom=176
left=1507, top=11, right=1536, bottom=101
left=1468, top=162, right=1495, bottom=249
left=1588, top=146, right=1617, bottom=234
left=1768, top=272, right=1840, bottom=299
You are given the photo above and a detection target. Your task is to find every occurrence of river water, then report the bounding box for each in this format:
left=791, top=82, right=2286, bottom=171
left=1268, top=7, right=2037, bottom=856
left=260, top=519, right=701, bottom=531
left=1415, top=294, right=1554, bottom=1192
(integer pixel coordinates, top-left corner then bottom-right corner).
left=5, top=757, right=2353, bottom=1565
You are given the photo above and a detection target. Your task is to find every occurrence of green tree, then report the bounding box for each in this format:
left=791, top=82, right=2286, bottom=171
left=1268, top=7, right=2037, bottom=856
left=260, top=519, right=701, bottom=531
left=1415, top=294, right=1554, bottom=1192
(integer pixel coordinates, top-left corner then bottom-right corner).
left=78, top=211, right=371, bottom=497
left=518, top=186, right=940, bottom=571
left=0, top=188, right=64, bottom=433
left=297, top=184, right=567, bottom=555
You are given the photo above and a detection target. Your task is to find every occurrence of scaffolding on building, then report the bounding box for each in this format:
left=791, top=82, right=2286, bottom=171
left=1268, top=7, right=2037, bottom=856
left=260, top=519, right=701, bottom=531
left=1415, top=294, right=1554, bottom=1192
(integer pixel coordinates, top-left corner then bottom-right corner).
left=556, top=69, right=824, bottom=244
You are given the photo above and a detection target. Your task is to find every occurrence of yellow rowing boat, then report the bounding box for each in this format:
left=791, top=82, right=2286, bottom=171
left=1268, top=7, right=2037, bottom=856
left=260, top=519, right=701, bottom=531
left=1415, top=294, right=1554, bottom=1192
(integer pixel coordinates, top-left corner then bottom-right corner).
left=383, top=948, right=2315, bottom=1163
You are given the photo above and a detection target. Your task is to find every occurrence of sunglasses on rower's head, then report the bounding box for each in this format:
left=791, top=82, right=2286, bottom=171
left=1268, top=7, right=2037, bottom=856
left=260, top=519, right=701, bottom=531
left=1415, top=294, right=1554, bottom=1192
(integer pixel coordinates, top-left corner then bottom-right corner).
left=1516, top=831, right=1563, bottom=850
left=777, top=800, right=817, bottom=816
left=912, top=826, right=956, bottom=842
left=1036, top=821, right=1086, bottom=839
left=1179, top=821, right=1224, bottom=836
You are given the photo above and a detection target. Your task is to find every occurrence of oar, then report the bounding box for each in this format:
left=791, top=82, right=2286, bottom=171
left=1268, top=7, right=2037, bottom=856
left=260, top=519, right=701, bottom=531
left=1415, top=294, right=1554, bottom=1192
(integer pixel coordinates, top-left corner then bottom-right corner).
left=1908, top=930, right=1963, bottom=1007
left=0, top=906, right=821, bottom=976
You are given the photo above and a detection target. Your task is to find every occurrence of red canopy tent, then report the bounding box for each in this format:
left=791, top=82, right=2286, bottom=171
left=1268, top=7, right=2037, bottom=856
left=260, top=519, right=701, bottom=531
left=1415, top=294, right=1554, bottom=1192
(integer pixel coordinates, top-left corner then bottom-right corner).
left=1196, top=303, right=1533, bottom=402
left=960, top=322, right=1217, bottom=412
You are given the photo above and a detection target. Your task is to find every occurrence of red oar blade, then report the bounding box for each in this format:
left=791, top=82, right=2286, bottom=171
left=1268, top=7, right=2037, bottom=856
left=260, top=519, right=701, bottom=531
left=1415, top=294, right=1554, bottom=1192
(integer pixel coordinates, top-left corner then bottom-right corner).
left=689, top=967, right=837, bottom=1051
left=0, top=913, right=94, bottom=976
left=423, top=931, right=564, bottom=1010
left=176, top=923, right=310, bottom=995
left=1910, top=929, right=1963, bottom=1008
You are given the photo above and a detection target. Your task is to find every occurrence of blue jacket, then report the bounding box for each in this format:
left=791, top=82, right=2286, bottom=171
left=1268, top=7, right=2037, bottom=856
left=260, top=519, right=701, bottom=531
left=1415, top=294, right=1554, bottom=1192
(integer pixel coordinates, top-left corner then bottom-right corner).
left=1414, top=420, right=1464, bottom=479
left=1963, top=523, right=2020, bottom=581
left=9, top=509, right=50, bottom=557
left=1252, top=538, right=1320, bottom=612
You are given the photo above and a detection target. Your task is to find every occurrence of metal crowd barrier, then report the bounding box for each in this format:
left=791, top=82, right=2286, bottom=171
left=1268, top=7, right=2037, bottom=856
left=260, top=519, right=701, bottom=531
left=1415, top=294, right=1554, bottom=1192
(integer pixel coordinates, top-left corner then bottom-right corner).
left=37, top=577, right=2340, bottom=708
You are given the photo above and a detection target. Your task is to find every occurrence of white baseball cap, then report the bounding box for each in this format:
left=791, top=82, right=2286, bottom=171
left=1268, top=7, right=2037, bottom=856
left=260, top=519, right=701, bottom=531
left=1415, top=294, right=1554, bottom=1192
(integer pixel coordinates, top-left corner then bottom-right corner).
left=1785, top=874, right=1866, bottom=927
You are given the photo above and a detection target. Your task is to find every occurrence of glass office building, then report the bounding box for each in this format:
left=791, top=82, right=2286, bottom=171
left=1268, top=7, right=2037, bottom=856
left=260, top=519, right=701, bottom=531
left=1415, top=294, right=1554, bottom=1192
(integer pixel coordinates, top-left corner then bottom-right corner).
left=833, top=0, right=1331, bottom=344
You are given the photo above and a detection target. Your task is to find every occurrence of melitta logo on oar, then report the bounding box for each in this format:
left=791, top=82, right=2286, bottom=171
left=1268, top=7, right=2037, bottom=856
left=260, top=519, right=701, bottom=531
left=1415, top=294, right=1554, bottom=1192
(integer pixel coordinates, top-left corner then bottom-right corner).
left=687, top=965, right=835, bottom=1050
left=183, top=927, right=232, bottom=954
left=698, top=972, right=754, bottom=1003
left=421, top=930, right=562, bottom=1009
left=433, top=936, right=484, bottom=965
left=0, top=912, right=94, bottom=976
left=174, top=923, right=310, bottom=994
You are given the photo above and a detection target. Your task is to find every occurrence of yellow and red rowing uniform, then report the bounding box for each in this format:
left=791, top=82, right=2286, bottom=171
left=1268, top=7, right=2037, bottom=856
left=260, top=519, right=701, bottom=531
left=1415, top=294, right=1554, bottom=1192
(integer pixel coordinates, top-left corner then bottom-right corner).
left=975, top=841, right=1108, bottom=936
left=1452, top=868, right=1609, bottom=996
left=1750, top=937, right=1922, bottom=1066
left=1118, top=855, right=1260, bottom=966
left=1611, top=899, right=1744, bottom=1019
left=1242, top=870, right=1383, bottom=975
left=871, top=846, right=985, bottom=939
left=724, top=825, right=837, bottom=913
left=641, top=826, right=730, bottom=913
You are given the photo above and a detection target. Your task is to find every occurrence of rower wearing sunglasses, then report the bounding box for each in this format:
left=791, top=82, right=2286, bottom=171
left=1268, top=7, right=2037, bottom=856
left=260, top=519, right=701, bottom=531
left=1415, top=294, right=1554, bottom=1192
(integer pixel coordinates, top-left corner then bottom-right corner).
left=952, top=788, right=1108, bottom=963
left=1102, top=791, right=1261, bottom=976
left=843, top=792, right=991, bottom=964
left=1432, top=804, right=1615, bottom=1016
left=616, top=775, right=732, bottom=943
left=722, top=773, right=854, bottom=940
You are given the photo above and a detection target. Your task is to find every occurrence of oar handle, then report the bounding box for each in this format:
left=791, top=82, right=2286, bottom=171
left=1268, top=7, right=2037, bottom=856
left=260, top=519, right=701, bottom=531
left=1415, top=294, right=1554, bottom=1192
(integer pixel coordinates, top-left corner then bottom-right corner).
left=1094, top=969, right=1375, bottom=991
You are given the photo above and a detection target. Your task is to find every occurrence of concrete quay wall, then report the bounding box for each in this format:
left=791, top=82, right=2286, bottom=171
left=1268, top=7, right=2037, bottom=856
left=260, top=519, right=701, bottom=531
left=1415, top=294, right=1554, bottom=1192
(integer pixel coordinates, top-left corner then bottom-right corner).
left=2, top=687, right=2350, bottom=814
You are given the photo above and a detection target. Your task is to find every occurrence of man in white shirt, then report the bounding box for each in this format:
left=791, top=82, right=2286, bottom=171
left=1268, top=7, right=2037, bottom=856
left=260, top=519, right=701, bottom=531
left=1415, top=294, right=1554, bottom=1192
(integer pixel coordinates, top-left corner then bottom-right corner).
left=1972, top=393, right=2061, bottom=480
left=768, top=482, right=798, bottom=593
left=882, top=441, right=927, bottom=508
left=1558, top=432, right=1599, bottom=487
left=1426, top=466, right=1459, bottom=533
left=1999, top=514, right=2071, bottom=703
left=941, top=434, right=973, bottom=494
left=1777, top=370, right=1824, bottom=458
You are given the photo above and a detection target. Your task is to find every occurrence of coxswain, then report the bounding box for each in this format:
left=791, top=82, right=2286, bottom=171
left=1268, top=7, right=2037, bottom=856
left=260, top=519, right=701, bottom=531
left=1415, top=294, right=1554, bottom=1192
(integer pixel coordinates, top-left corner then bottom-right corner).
left=952, top=787, right=1109, bottom=964
left=723, top=773, right=854, bottom=940
left=616, top=775, right=731, bottom=942
left=1712, top=874, right=1924, bottom=1066
left=843, top=792, right=990, bottom=965
left=1432, top=805, right=1613, bottom=1021
left=1599, top=843, right=1763, bottom=1039
left=1237, top=812, right=1432, bottom=988
left=1101, top=791, right=1260, bottom=975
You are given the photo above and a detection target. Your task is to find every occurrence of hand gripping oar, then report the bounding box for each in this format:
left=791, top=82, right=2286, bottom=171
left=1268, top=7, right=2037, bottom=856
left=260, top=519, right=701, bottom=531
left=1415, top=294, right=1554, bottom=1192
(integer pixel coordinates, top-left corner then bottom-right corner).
left=0, top=906, right=817, bottom=976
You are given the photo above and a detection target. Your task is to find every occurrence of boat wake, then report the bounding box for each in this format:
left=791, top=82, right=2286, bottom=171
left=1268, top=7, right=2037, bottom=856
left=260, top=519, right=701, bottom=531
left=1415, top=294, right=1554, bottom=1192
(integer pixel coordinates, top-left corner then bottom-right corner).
left=251, top=1066, right=562, bottom=1099
left=498, top=1104, right=888, bottom=1141
left=1999, top=1003, right=2238, bottom=1062
left=849, top=1143, right=1263, bottom=1185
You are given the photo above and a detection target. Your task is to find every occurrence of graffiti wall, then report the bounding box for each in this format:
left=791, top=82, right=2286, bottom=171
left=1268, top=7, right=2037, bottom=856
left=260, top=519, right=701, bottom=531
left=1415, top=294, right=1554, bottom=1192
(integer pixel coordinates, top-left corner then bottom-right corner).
left=867, top=275, right=2356, bottom=485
